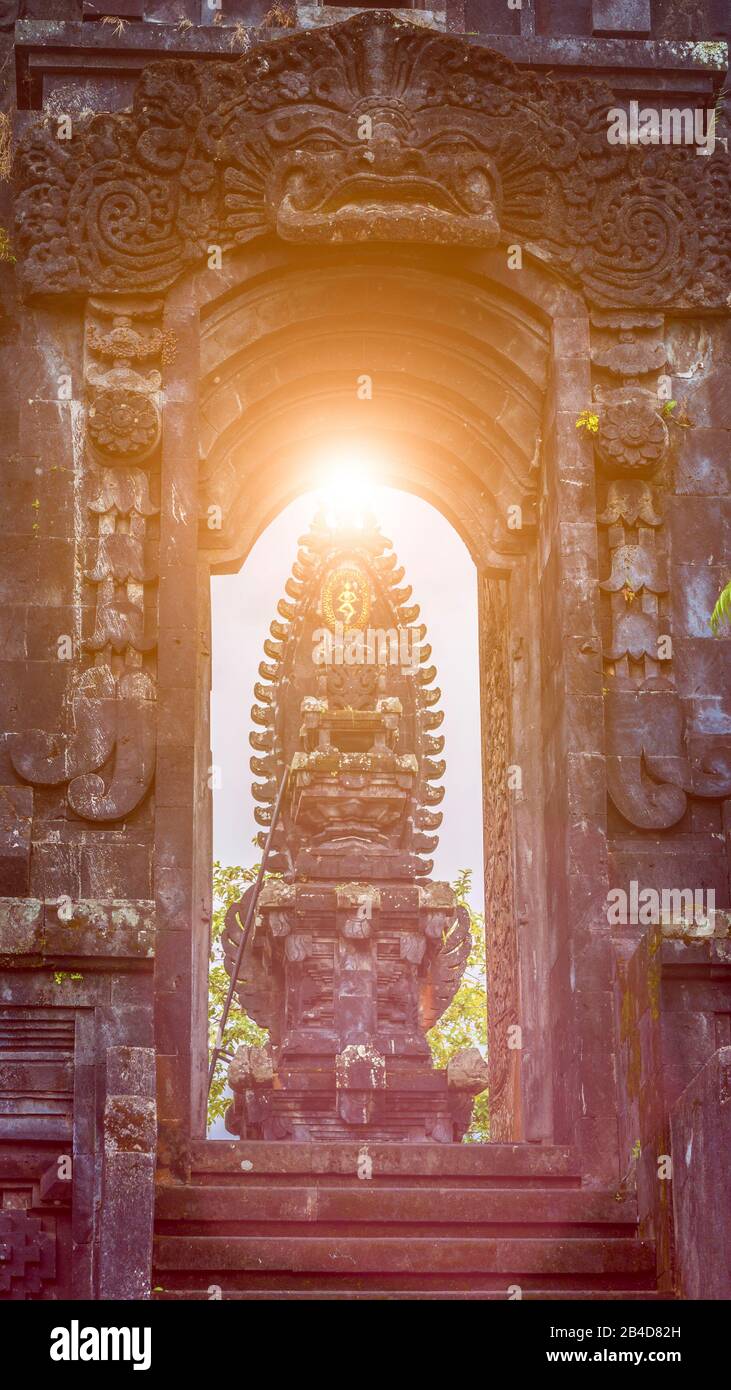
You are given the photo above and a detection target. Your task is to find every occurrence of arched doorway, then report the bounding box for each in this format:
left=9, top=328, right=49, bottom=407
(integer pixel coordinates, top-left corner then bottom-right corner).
left=152, top=242, right=598, bottom=1157
left=209, top=484, right=486, bottom=1137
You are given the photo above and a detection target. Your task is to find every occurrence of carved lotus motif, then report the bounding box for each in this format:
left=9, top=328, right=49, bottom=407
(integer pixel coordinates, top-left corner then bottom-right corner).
left=597, top=478, right=662, bottom=528
left=605, top=610, right=663, bottom=663
left=88, top=388, right=159, bottom=460
left=596, top=396, right=669, bottom=477
left=600, top=543, right=667, bottom=596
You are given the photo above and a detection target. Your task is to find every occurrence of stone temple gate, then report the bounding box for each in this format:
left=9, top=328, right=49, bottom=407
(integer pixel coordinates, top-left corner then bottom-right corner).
left=0, top=4, right=730, bottom=1301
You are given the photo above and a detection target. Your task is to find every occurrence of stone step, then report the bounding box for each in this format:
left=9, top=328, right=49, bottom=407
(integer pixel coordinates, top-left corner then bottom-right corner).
left=189, top=1140, right=580, bottom=1185
left=154, top=1234, right=657, bottom=1277
left=154, top=1289, right=672, bottom=1301
left=156, top=1183, right=637, bottom=1230
left=160, top=1144, right=661, bottom=1300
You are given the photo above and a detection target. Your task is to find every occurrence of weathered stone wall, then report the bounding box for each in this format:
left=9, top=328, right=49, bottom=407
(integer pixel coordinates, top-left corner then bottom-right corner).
left=614, top=918, right=731, bottom=1294
left=0, top=3, right=729, bottom=1299
left=671, top=1044, right=731, bottom=1300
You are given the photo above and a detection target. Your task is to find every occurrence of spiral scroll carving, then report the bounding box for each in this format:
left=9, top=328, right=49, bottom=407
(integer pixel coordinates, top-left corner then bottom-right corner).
left=14, top=11, right=731, bottom=308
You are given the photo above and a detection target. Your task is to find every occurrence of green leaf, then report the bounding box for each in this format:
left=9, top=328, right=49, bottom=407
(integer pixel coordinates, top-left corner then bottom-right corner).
left=426, top=871, right=489, bottom=1142
left=207, top=860, right=270, bottom=1127
left=711, top=579, right=731, bottom=637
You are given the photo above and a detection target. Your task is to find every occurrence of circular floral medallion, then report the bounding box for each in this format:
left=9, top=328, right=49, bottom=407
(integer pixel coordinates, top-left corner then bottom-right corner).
left=88, top=388, right=159, bottom=460
left=596, top=396, right=668, bottom=477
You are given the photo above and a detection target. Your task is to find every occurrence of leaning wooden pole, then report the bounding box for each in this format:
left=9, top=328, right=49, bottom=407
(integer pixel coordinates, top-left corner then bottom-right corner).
left=206, top=766, right=290, bottom=1098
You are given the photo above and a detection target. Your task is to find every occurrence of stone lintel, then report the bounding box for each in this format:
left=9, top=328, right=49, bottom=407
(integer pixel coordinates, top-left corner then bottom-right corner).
left=14, top=20, right=725, bottom=113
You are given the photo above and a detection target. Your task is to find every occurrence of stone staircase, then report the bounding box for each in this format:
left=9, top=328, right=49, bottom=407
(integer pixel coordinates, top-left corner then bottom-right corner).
left=152, top=1141, right=670, bottom=1300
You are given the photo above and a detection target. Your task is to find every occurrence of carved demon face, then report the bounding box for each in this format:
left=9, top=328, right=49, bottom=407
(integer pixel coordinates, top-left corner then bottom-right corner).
left=226, top=105, right=503, bottom=248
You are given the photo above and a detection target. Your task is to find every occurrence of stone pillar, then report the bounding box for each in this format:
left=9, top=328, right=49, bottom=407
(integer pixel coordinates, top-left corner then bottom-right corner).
left=98, top=1046, right=156, bottom=1301
left=153, top=285, right=209, bottom=1167
left=671, top=1045, right=731, bottom=1300
left=540, top=305, right=619, bottom=1183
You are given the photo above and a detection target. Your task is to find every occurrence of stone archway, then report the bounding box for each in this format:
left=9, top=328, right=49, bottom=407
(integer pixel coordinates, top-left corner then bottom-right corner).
left=7, top=8, right=730, bottom=1250
left=192, top=244, right=552, bottom=1145
left=141, top=239, right=606, bottom=1161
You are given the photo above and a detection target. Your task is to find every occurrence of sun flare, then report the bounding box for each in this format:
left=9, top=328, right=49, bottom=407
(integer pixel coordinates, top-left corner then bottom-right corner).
left=316, top=442, right=383, bottom=528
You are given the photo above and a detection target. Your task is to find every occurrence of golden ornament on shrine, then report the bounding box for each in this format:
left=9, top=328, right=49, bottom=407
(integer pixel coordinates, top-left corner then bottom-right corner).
left=321, top=565, right=371, bottom=632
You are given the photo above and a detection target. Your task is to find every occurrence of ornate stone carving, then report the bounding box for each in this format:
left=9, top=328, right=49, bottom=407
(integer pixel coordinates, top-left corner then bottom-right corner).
left=86, top=314, right=163, bottom=378
left=592, top=321, right=731, bottom=830
left=600, top=530, right=668, bottom=664
left=594, top=388, right=669, bottom=477
left=85, top=301, right=163, bottom=465
left=249, top=511, right=444, bottom=877
left=11, top=301, right=160, bottom=823
left=597, top=478, right=662, bottom=529
left=222, top=513, right=476, bottom=1142
left=12, top=666, right=118, bottom=788
left=479, top=575, right=519, bottom=1140
left=66, top=672, right=156, bottom=822
left=15, top=11, right=731, bottom=308
left=224, top=881, right=473, bottom=1142
left=590, top=311, right=667, bottom=378
left=88, top=389, right=160, bottom=461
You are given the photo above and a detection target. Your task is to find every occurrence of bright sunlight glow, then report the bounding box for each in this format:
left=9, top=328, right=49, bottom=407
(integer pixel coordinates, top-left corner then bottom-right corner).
left=315, top=441, right=383, bottom=528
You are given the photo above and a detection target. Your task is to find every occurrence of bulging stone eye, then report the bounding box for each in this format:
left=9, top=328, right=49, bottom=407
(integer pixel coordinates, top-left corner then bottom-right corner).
left=466, top=169, right=491, bottom=198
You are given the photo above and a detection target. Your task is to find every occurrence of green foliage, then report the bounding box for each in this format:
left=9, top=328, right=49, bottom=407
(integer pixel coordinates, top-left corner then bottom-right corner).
left=208, top=862, right=489, bottom=1142
left=661, top=398, right=693, bottom=429
left=426, top=868, right=488, bottom=1142
left=711, top=579, right=731, bottom=636
left=208, top=861, right=269, bottom=1126
left=575, top=408, right=599, bottom=434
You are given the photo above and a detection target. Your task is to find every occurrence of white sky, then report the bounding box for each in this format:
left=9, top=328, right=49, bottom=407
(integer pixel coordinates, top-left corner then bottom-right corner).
left=211, top=486, right=484, bottom=903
